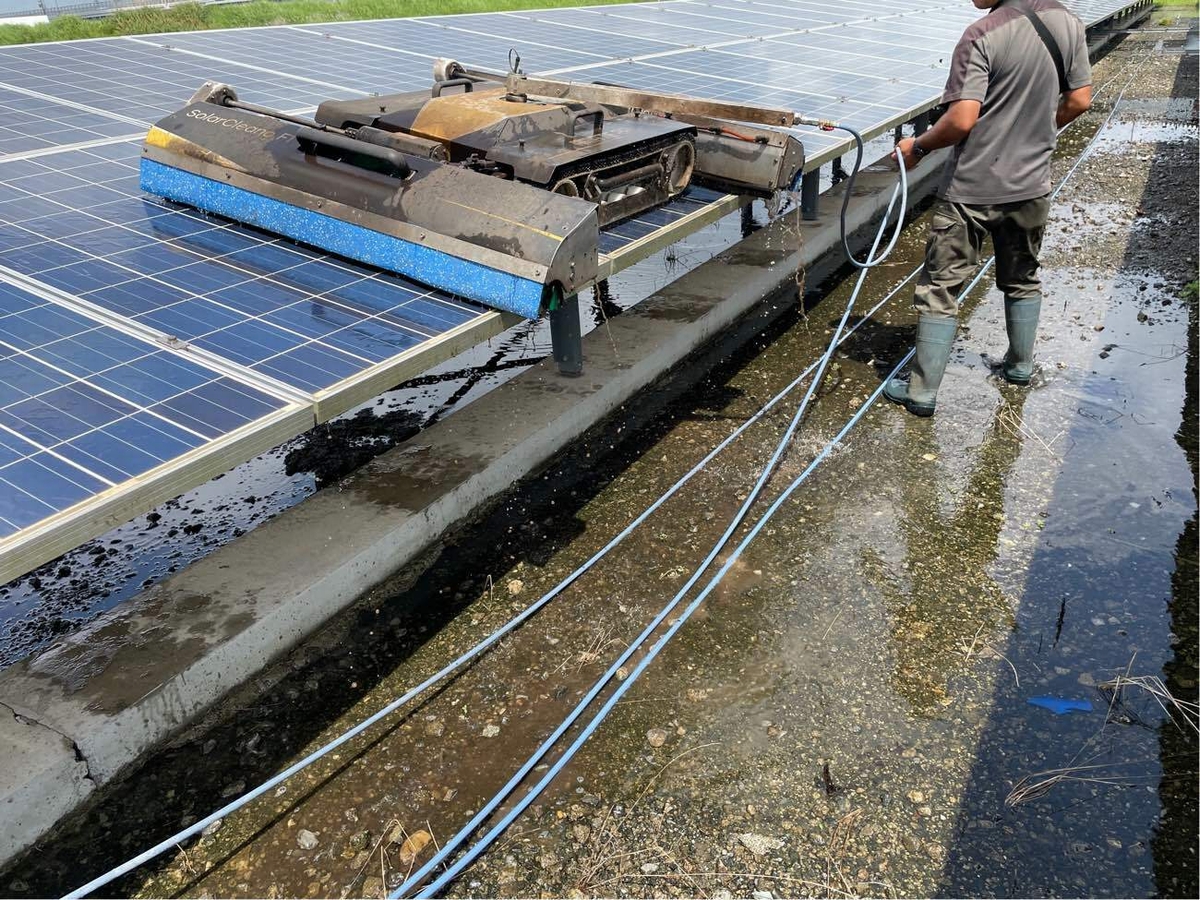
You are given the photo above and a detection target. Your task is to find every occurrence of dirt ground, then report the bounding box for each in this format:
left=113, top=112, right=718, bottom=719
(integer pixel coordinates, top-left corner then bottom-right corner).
left=4, top=15, right=1197, bottom=900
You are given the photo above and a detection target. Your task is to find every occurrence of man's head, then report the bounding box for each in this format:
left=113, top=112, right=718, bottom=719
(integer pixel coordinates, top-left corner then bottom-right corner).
left=972, top=0, right=1004, bottom=9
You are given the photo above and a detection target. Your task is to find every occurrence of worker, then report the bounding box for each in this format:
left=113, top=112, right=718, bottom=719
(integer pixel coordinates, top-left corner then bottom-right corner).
left=886, top=0, right=1093, bottom=417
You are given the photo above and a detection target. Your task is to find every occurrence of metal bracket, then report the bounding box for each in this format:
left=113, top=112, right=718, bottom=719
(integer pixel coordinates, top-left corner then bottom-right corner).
left=913, top=111, right=931, bottom=137
left=740, top=203, right=757, bottom=238
left=549, top=291, right=583, bottom=377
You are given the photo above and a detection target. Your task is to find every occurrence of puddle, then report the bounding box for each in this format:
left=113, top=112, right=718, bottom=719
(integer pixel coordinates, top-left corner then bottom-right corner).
left=1092, top=118, right=1197, bottom=146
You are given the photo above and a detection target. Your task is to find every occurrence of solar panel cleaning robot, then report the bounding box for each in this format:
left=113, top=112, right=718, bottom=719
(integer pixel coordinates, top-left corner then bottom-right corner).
left=139, top=58, right=809, bottom=323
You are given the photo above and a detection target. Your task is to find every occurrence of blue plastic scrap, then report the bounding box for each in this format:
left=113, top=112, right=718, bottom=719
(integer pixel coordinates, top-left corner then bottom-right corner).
left=1027, top=696, right=1095, bottom=715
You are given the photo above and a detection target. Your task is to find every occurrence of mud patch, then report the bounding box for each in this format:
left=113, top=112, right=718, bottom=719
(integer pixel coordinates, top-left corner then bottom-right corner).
left=283, top=408, right=422, bottom=489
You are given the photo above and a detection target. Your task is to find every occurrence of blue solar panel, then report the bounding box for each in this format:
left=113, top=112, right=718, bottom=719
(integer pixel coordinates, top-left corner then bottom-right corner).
left=519, top=6, right=745, bottom=47
left=747, top=35, right=951, bottom=85
left=136, top=28, right=426, bottom=97
left=539, top=56, right=887, bottom=129
left=300, top=19, right=614, bottom=75
left=0, top=143, right=485, bottom=394
left=636, top=49, right=942, bottom=111
left=0, top=39, right=348, bottom=123
left=0, top=278, right=290, bottom=538
left=0, top=87, right=140, bottom=160
left=565, top=5, right=768, bottom=40
left=599, top=184, right=727, bottom=255
left=430, top=11, right=691, bottom=61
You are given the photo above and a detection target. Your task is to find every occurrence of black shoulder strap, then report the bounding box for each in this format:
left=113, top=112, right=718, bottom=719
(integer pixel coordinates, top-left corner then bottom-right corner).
left=1011, top=0, right=1070, bottom=94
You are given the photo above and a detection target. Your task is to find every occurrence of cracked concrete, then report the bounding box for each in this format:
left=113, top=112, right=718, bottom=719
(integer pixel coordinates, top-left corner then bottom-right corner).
left=0, top=701, right=94, bottom=865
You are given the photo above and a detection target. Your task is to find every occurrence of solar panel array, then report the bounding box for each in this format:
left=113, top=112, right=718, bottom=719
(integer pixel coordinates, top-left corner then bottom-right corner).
left=0, top=0, right=1148, bottom=582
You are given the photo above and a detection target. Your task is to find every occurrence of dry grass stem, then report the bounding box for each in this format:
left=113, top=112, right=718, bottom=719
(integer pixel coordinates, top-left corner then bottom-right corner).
left=575, top=628, right=620, bottom=672
left=1006, top=761, right=1157, bottom=807
left=1099, top=673, right=1199, bottom=734
left=977, top=644, right=1021, bottom=688
left=342, top=817, right=399, bottom=900
left=586, top=868, right=866, bottom=898
left=957, top=624, right=986, bottom=663
left=576, top=743, right=720, bottom=892
left=175, top=843, right=199, bottom=878
left=997, top=403, right=1064, bottom=459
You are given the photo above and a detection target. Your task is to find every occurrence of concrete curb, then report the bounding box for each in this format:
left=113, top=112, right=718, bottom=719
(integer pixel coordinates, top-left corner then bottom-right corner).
left=0, top=155, right=947, bottom=866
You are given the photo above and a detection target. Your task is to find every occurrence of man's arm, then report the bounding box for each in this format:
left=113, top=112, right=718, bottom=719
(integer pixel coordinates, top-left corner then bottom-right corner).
left=1060, top=14, right=1093, bottom=130
left=893, top=99, right=982, bottom=170
left=1056, top=84, right=1091, bottom=129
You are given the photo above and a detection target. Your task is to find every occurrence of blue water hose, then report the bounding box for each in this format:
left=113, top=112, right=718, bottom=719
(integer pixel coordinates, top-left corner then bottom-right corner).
left=393, top=157, right=910, bottom=898
left=788, top=123, right=909, bottom=270
left=833, top=124, right=908, bottom=269
left=409, top=348, right=914, bottom=898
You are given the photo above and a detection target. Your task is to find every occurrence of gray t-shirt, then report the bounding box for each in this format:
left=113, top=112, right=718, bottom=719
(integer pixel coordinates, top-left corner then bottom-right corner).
left=938, top=0, right=1092, bottom=205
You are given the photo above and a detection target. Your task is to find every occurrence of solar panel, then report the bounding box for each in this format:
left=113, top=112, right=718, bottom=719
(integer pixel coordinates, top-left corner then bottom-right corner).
left=0, top=87, right=142, bottom=160
left=131, top=29, right=427, bottom=97
left=0, top=276, right=311, bottom=581
left=300, top=19, right=616, bottom=74
left=599, top=184, right=728, bottom=255
left=0, top=40, right=350, bottom=122
left=426, top=11, right=693, bottom=60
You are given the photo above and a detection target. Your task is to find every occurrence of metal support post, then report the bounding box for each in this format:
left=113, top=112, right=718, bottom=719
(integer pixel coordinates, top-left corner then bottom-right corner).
left=740, top=202, right=757, bottom=238
left=832, top=156, right=848, bottom=185
left=549, top=291, right=583, bottom=377
left=914, top=111, right=931, bottom=137
left=800, top=167, right=820, bottom=221
left=894, top=124, right=903, bottom=144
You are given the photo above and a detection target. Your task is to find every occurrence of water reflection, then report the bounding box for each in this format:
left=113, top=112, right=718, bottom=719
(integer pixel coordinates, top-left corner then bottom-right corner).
left=864, top=391, right=1026, bottom=714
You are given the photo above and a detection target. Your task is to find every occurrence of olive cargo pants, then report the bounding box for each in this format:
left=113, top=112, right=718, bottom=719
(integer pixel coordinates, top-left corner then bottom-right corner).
left=913, top=195, right=1051, bottom=316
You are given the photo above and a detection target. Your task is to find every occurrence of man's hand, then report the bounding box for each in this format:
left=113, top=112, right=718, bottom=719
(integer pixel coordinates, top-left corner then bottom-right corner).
left=892, top=137, right=924, bottom=170
left=889, top=100, right=982, bottom=169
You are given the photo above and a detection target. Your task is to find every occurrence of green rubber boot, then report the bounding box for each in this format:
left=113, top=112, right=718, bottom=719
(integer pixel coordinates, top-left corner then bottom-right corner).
left=1001, top=294, right=1042, bottom=385
left=884, top=315, right=957, bottom=417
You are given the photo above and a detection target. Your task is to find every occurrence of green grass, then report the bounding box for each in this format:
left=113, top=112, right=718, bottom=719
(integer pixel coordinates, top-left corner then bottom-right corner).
left=0, top=0, right=645, bottom=46
left=1154, top=0, right=1199, bottom=10
left=1153, top=0, right=1195, bottom=26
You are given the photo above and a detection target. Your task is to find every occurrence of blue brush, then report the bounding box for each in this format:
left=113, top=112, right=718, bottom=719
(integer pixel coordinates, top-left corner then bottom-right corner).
left=140, top=159, right=545, bottom=320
